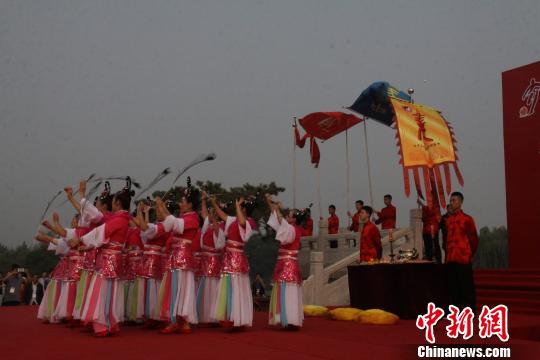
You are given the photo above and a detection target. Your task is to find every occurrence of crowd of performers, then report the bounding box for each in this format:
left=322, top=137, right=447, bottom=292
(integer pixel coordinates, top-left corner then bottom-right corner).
left=34, top=177, right=307, bottom=337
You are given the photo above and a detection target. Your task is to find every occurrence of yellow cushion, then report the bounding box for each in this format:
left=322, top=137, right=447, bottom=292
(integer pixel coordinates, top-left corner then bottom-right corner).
left=356, top=309, right=399, bottom=325
left=328, top=307, right=364, bottom=321
left=303, top=305, right=329, bottom=317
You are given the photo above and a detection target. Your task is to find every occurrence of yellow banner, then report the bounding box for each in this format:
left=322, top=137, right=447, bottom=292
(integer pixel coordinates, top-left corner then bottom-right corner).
left=390, top=98, right=456, bottom=168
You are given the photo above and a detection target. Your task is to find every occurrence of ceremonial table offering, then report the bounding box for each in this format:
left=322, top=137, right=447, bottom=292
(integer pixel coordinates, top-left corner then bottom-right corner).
left=347, top=262, right=450, bottom=319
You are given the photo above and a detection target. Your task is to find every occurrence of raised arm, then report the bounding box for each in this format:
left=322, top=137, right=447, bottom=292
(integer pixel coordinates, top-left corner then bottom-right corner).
left=210, top=195, right=228, bottom=222
left=201, top=192, right=209, bottom=220
left=235, top=197, right=247, bottom=227
left=51, top=212, right=68, bottom=238
left=136, top=202, right=149, bottom=231
left=79, top=180, right=87, bottom=200
left=40, top=220, right=57, bottom=234
left=65, top=187, right=81, bottom=214
left=154, top=197, right=170, bottom=221
left=265, top=193, right=283, bottom=223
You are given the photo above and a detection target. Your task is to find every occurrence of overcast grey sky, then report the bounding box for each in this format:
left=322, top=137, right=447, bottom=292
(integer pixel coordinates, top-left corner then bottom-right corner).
left=1, top=0, right=539, bottom=247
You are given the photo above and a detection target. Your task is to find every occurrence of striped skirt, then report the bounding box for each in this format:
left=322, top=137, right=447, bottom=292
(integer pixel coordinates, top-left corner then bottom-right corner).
left=269, top=281, right=303, bottom=327
left=213, top=273, right=253, bottom=327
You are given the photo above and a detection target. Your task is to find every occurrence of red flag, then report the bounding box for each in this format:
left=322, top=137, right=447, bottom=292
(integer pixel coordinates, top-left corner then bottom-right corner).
left=294, top=126, right=308, bottom=148
left=299, top=112, right=363, bottom=140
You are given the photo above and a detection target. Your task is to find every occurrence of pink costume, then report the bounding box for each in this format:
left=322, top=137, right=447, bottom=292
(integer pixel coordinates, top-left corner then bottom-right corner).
left=38, top=240, right=70, bottom=323
left=155, top=211, right=200, bottom=325
left=52, top=227, right=88, bottom=322
left=267, top=211, right=304, bottom=327
left=196, top=217, right=225, bottom=323
left=123, top=227, right=144, bottom=322
left=73, top=198, right=107, bottom=320
left=213, top=216, right=255, bottom=327
left=80, top=210, right=130, bottom=334
left=138, top=229, right=169, bottom=321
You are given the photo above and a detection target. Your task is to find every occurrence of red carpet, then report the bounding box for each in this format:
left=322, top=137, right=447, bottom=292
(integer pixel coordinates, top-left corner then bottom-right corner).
left=1, top=307, right=539, bottom=359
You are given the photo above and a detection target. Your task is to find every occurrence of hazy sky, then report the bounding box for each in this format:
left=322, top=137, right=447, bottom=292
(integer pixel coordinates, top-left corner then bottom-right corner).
left=1, top=0, right=539, bottom=247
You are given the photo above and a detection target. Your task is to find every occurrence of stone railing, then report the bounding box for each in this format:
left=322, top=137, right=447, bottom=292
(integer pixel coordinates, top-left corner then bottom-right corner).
left=301, top=209, right=423, bottom=306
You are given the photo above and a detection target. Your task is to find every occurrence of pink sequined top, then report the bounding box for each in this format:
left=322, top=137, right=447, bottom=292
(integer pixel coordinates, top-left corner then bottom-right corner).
left=93, top=211, right=130, bottom=278
left=273, top=225, right=303, bottom=284
left=199, top=221, right=224, bottom=277
left=163, top=212, right=200, bottom=271
left=221, top=217, right=255, bottom=275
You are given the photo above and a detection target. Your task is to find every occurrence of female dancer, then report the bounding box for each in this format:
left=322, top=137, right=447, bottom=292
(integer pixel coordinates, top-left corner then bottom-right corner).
left=196, top=192, right=225, bottom=324
left=136, top=201, right=170, bottom=327
left=73, top=178, right=134, bottom=337
left=35, top=222, right=72, bottom=323
left=123, top=222, right=144, bottom=323
left=210, top=195, right=256, bottom=330
left=149, top=179, right=200, bottom=334
left=265, top=194, right=305, bottom=329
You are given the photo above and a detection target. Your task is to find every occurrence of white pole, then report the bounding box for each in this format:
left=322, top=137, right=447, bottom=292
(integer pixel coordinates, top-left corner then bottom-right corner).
left=292, top=117, right=297, bottom=209
left=316, top=164, right=322, bottom=222
left=363, top=119, right=375, bottom=207
left=345, top=128, right=351, bottom=226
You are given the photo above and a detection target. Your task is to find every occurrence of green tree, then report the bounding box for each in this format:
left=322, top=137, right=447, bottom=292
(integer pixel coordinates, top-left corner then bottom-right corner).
left=473, top=226, right=508, bottom=269
left=0, top=242, right=59, bottom=276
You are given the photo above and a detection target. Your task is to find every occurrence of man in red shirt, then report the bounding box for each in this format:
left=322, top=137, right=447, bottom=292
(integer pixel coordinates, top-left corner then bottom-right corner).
left=347, top=200, right=364, bottom=232
left=358, top=206, right=382, bottom=262
left=323, top=205, right=339, bottom=248
left=375, top=194, right=396, bottom=233
left=303, top=208, right=314, bottom=236
left=327, top=205, right=339, bottom=234
left=417, top=198, right=442, bottom=263
left=445, top=192, right=479, bottom=312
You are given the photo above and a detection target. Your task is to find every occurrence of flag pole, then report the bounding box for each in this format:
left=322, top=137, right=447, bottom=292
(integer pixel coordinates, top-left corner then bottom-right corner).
left=292, top=117, right=297, bottom=209
left=363, top=119, right=375, bottom=207
left=345, top=127, right=351, bottom=226
left=316, top=164, right=322, bottom=222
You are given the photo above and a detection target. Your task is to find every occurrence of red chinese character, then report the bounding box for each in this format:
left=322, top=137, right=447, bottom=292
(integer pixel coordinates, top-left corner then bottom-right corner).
left=445, top=305, right=474, bottom=340
left=478, top=305, right=509, bottom=342
left=416, top=302, right=445, bottom=344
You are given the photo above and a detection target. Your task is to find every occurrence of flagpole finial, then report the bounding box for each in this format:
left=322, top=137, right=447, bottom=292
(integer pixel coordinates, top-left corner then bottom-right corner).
left=407, top=88, right=415, bottom=96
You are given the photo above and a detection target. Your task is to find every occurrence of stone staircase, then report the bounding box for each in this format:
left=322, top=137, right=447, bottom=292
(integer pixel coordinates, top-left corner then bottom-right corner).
left=475, top=268, right=540, bottom=315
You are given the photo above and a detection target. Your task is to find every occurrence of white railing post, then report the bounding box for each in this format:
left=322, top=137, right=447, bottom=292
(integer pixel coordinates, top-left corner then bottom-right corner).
left=309, top=251, right=324, bottom=305
left=317, top=219, right=328, bottom=251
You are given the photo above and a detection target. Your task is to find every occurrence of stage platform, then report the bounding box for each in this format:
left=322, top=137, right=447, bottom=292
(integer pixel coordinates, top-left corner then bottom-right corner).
left=1, top=306, right=539, bottom=359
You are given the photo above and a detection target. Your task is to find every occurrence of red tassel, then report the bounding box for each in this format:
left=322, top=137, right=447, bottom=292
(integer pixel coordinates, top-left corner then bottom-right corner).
left=295, top=127, right=308, bottom=148
left=422, top=167, right=433, bottom=207
left=434, top=166, right=446, bottom=208
left=443, top=163, right=452, bottom=195
left=403, top=167, right=411, bottom=197
left=453, top=162, right=464, bottom=186
left=413, top=167, right=424, bottom=200
left=310, top=137, right=321, bottom=167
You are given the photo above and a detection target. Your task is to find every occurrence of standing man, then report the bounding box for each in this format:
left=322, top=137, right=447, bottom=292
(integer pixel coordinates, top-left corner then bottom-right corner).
left=327, top=205, right=339, bottom=234
left=25, top=275, right=44, bottom=305
left=358, top=206, right=382, bottom=262
left=375, top=194, right=397, bottom=237
left=347, top=200, right=364, bottom=247
left=347, top=200, right=364, bottom=232
left=1, top=264, right=24, bottom=306
left=303, top=208, right=314, bottom=236
left=417, top=198, right=442, bottom=263
left=323, top=205, right=340, bottom=248
left=445, top=192, right=479, bottom=312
